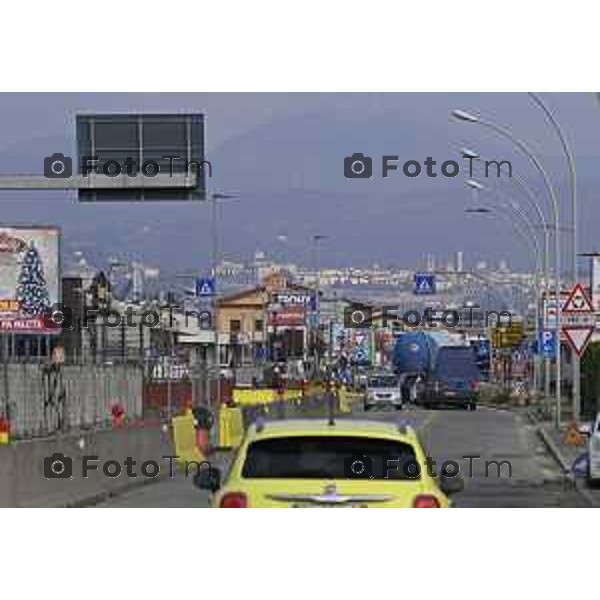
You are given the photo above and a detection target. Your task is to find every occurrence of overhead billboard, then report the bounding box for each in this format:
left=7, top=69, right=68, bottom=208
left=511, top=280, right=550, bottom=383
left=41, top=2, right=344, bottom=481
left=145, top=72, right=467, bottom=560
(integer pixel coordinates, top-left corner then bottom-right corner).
left=271, top=291, right=316, bottom=310
left=76, top=113, right=208, bottom=201
left=0, top=226, right=60, bottom=333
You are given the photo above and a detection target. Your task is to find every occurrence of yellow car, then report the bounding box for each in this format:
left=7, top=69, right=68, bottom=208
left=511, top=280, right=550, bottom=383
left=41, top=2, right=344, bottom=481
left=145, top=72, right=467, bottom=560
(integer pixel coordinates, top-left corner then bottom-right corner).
left=195, top=418, right=463, bottom=507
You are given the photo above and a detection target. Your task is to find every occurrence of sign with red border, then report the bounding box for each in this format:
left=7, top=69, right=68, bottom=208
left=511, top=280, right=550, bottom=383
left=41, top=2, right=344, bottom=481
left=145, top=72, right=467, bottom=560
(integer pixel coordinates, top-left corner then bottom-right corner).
left=561, top=283, right=595, bottom=356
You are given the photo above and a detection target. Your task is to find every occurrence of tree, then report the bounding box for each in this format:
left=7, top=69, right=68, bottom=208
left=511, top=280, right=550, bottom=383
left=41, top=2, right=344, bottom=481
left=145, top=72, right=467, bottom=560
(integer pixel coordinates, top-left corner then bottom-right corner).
left=581, top=341, right=600, bottom=418
left=16, top=242, right=50, bottom=316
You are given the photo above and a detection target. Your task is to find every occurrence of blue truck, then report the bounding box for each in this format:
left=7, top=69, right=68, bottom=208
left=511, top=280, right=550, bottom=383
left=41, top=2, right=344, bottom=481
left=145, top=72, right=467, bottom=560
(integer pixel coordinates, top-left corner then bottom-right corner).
left=392, top=331, right=480, bottom=410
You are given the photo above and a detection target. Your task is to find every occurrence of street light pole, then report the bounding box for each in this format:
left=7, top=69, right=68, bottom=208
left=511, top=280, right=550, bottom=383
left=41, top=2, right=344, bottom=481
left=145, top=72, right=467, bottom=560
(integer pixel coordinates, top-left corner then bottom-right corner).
left=527, top=92, right=581, bottom=422
left=463, top=151, right=553, bottom=401
left=312, top=234, right=327, bottom=377
left=208, top=192, right=237, bottom=408
left=453, top=109, right=564, bottom=427
left=466, top=181, right=544, bottom=394
left=464, top=206, right=543, bottom=389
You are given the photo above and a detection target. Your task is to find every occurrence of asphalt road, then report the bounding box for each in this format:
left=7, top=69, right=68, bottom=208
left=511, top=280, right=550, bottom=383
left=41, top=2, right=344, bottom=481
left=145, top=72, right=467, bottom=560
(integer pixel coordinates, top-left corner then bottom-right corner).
left=100, top=405, right=589, bottom=508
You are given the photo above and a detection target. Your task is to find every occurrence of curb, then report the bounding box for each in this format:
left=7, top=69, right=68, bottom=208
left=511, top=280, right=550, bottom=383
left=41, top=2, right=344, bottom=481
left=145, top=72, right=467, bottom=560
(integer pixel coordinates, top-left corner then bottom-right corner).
left=536, top=425, right=598, bottom=507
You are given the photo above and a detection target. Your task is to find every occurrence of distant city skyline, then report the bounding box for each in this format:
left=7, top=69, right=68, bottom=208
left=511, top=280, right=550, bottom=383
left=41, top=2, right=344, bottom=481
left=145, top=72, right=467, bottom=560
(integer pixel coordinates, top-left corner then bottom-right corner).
left=0, top=93, right=596, bottom=273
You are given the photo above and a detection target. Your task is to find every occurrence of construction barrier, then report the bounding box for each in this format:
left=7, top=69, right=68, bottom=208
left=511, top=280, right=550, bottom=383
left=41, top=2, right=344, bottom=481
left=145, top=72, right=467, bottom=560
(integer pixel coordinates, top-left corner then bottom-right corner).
left=0, top=418, right=9, bottom=445
left=171, top=412, right=205, bottom=466
left=218, top=407, right=245, bottom=449
left=305, top=382, right=325, bottom=398
left=233, top=389, right=274, bottom=406
left=232, top=388, right=303, bottom=406
left=338, top=387, right=353, bottom=414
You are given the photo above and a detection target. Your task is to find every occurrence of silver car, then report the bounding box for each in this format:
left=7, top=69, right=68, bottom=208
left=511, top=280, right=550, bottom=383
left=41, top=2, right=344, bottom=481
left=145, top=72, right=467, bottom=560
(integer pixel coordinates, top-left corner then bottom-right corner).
left=364, top=373, right=402, bottom=411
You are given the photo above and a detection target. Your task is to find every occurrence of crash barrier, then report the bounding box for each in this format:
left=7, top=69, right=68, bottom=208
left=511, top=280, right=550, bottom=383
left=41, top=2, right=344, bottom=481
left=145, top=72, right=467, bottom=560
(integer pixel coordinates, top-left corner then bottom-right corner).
left=0, top=423, right=173, bottom=507
left=1, top=362, right=143, bottom=440
left=171, top=412, right=205, bottom=466
left=218, top=407, right=245, bottom=449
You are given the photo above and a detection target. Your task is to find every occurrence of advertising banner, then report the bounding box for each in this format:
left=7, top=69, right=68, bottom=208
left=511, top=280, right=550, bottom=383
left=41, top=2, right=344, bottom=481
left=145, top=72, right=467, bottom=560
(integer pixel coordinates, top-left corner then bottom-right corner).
left=0, top=226, right=60, bottom=333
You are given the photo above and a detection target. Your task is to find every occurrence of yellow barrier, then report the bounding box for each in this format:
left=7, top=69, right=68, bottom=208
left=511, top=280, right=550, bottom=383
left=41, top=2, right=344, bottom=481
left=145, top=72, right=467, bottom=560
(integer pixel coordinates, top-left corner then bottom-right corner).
left=306, top=382, right=324, bottom=397
left=171, top=413, right=205, bottom=466
left=218, top=407, right=245, bottom=449
left=233, top=389, right=274, bottom=405
left=338, top=387, right=353, bottom=413
left=232, top=388, right=303, bottom=406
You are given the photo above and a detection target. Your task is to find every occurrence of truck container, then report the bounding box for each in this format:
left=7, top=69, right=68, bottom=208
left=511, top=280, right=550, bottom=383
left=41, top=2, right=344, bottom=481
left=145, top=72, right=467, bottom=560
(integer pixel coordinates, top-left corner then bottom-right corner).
left=393, top=330, right=479, bottom=410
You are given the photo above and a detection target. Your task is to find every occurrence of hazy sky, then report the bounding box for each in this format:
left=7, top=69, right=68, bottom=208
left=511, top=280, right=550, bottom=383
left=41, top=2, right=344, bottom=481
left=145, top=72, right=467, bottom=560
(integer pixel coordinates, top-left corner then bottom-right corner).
left=0, top=93, right=597, bottom=274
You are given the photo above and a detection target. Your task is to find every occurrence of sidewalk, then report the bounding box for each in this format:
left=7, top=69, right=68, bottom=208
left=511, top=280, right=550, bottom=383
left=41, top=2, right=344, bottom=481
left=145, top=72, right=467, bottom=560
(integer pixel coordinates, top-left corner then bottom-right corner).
left=526, top=404, right=600, bottom=507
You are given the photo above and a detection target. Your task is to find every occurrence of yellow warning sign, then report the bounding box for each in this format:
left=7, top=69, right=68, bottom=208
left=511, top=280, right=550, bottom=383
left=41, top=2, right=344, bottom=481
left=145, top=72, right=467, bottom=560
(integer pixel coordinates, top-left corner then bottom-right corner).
left=491, top=322, right=525, bottom=348
left=564, top=422, right=585, bottom=446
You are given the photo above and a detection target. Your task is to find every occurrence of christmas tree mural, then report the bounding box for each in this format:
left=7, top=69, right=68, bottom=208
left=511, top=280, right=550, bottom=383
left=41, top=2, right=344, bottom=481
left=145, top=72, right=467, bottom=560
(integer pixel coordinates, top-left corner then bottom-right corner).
left=16, top=242, right=50, bottom=316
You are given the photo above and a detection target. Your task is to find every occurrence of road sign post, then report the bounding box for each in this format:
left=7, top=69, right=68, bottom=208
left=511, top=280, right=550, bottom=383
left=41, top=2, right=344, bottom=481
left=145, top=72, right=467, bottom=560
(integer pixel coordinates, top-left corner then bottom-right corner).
left=561, top=283, right=596, bottom=423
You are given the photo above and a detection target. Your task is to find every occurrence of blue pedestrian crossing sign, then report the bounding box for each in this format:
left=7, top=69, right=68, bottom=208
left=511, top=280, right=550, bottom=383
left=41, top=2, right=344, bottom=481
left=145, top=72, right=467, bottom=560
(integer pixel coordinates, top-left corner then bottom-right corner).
left=414, top=273, right=436, bottom=295
left=538, top=329, right=557, bottom=358
left=195, top=276, right=216, bottom=297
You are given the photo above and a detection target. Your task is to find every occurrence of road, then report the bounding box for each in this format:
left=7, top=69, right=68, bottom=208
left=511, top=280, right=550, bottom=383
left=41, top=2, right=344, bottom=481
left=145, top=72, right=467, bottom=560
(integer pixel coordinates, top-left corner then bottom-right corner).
left=100, top=405, right=590, bottom=508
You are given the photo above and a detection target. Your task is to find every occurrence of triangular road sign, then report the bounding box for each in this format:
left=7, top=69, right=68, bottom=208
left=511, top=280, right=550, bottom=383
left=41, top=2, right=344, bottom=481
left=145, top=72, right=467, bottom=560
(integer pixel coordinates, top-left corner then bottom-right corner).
left=562, top=283, right=594, bottom=313
left=563, top=327, right=594, bottom=356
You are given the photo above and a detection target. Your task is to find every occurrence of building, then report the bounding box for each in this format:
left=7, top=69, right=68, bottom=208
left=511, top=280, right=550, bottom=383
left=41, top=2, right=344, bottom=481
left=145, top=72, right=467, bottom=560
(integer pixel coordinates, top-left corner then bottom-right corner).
left=216, top=271, right=316, bottom=370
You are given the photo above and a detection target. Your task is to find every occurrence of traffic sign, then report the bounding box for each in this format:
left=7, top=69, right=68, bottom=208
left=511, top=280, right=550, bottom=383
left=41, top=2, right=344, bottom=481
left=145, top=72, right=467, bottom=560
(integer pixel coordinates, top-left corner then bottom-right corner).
left=562, top=282, right=594, bottom=313
left=491, top=322, right=524, bottom=348
left=414, top=273, right=435, bottom=295
left=195, top=276, right=216, bottom=297
left=539, top=330, right=556, bottom=358
left=543, top=291, right=569, bottom=329
left=563, top=328, right=594, bottom=357
left=561, top=283, right=595, bottom=356
left=564, top=422, right=585, bottom=446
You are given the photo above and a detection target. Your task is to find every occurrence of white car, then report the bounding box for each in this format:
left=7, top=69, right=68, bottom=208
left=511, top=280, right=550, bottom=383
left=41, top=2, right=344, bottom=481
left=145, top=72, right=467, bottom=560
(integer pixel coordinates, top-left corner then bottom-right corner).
left=364, top=373, right=402, bottom=411
left=580, top=413, right=600, bottom=485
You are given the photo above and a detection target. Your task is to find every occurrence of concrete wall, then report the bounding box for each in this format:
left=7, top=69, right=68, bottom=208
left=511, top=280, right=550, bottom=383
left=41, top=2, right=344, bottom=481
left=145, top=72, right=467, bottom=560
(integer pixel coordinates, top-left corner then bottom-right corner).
left=0, top=424, right=173, bottom=507
left=2, top=363, right=143, bottom=438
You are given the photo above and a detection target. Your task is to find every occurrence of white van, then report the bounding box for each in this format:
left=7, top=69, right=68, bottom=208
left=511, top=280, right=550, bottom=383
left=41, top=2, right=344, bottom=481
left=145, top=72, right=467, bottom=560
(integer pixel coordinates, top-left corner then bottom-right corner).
left=580, top=413, right=600, bottom=485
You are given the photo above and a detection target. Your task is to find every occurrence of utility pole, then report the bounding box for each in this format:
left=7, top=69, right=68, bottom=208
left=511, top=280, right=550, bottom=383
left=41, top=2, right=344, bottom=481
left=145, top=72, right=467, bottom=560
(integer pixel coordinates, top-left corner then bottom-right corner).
left=312, top=234, right=327, bottom=378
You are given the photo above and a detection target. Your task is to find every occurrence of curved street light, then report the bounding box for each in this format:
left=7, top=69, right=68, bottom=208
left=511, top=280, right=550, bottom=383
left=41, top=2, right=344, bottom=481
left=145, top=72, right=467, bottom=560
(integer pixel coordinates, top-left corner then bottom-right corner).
left=463, top=148, right=554, bottom=400
left=453, top=109, right=563, bottom=426
left=527, top=92, right=581, bottom=421
left=465, top=181, right=544, bottom=393
left=461, top=147, right=550, bottom=291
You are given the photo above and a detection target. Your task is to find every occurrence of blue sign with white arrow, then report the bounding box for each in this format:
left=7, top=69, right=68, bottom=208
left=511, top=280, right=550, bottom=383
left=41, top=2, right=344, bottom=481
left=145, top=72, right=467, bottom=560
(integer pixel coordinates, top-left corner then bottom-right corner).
left=195, top=276, right=216, bottom=297
left=414, top=273, right=436, bottom=295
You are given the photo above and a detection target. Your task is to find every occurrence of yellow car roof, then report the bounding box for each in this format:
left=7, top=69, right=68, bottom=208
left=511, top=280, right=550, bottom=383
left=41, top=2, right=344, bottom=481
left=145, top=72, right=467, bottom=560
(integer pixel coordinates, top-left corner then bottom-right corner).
left=245, top=418, right=418, bottom=443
